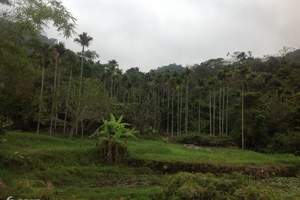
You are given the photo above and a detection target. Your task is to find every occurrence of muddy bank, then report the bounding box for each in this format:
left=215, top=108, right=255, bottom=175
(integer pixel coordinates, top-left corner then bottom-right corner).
left=128, top=159, right=299, bottom=178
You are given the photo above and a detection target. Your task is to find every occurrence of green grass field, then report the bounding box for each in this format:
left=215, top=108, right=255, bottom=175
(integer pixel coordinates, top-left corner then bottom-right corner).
left=1, top=131, right=300, bottom=199
left=128, top=139, right=300, bottom=166
left=2, top=132, right=299, bottom=166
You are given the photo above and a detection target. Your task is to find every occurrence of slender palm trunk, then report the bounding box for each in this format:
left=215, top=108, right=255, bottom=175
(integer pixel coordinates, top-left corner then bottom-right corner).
left=219, top=87, right=222, bottom=135
left=185, top=83, right=189, bottom=135
left=177, top=88, right=180, bottom=135
left=75, top=45, right=85, bottom=136
left=37, top=60, right=45, bottom=134
left=64, top=66, right=73, bottom=135
left=179, top=87, right=183, bottom=136
left=241, top=85, right=245, bottom=149
left=171, top=90, right=174, bottom=137
left=167, top=87, right=170, bottom=135
left=213, top=90, right=216, bottom=135
left=209, top=92, right=212, bottom=136
left=154, top=90, right=157, bottom=130
left=222, top=87, right=225, bottom=135
left=157, top=92, right=161, bottom=132
left=226, top=87, right=229, bottom=135
left=54, top=59, right=59, bottom=131
left=81, top=120, right=84, bottom=139
left=110, top=75, right=113, bottom=97
left=198, top=100, right=201, bottom=134
left=50, top=56, right=58, bottom=135
left=56, top=62, right=62, bottom=132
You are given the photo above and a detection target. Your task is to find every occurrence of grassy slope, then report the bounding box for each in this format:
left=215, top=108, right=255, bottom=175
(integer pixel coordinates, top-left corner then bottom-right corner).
left=0, top=132, right=161, bottom=200
left=2, top=132, right=300, bottom=166
left=0, top=132, right=300, bottom=199
left=128, top=139, right=300, bottom=166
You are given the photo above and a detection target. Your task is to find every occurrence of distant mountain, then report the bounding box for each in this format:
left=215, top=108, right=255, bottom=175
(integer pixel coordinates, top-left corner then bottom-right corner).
left=155, top=63, right=185, bottom=73
left=286, top=49, right=300, bottom=63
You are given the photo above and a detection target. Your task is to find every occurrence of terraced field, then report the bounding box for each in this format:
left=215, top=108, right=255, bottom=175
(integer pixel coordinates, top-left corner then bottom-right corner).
left=0, top=132, right=300, bottom=199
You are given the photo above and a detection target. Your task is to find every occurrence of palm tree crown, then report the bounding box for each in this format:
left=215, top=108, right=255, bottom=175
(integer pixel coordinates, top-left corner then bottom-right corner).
left=74, top=32, right=93, bottom=52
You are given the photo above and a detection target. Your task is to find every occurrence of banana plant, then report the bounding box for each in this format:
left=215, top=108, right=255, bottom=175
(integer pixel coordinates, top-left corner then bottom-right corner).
left=91, top=114, right=137, bottom=163
left=92, top=114, right=137, bottom=144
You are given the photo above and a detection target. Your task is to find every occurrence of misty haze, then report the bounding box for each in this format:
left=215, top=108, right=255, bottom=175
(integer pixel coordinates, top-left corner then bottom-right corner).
left=1, top=0, right=300, bottom=199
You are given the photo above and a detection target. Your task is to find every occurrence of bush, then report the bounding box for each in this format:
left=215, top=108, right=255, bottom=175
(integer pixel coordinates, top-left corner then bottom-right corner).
left=161, top=173, right=239, bottom=200
left=174, top=134, right=236, bottom=147
left=234, top=186, right=274, bottom=200
left=91, top=114, right=136, bottom=164
left=159, top=173, right=276, bottom=200
left=269, top=132, right=300, bottom=155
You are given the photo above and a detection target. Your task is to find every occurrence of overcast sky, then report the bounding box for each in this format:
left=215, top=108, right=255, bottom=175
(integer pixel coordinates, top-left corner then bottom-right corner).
left=46, top=0, right=300, bottom=72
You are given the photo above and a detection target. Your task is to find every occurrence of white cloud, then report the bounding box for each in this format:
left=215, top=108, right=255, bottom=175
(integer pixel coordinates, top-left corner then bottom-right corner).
left=46, top=0, right=300, bottom=71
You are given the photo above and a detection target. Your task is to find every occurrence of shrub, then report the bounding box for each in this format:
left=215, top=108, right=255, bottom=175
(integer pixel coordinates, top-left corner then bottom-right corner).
left=174, top=134, right=236, bottom=147
left=161, top=173, right=240, bottom=200
left=159, top=173, right=277, bottom=200
left=91, top=114, right=137, bottom=163
left=234, top=186, right=275, bottom=200
left=270, top=132, right=300, bottom=155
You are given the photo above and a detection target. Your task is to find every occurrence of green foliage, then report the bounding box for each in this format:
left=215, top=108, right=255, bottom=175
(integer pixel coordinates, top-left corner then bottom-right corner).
left=270, top=132, right=300, bottom=155
left=74, top=32, right=93, bottom=50
left=0, top=0, right=10, bottom=5
left=127, top=138, right=300, bottom=166
left=160, top=173, right=276, bottom=200
left=93, top=114, right=137, bottom=143
left=0, top=132, right=161, bottom=200
left=1, top=0, right=300, bottom=150
left=174, top=134, right=236, bottom=147
left=1, top=132, right=300, bottom=199
left=91, top=114, right=137, bottom=163
left=14, top=0, right=76, bottom=37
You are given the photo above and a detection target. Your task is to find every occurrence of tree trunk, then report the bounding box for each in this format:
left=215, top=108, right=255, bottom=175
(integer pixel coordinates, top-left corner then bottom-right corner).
left=154, top=90, right=157, bottom=130
left=110, top=75, right=113, bottom=97
left=226, top=87, right=229, bottom=135
left=54, top=58, right=59, bottom=132
left=37, top=60, right=45, bottom=134
left=49, top=55, right=58, bottom=135
left=209, top=92, right=212, bottom=136
left=171, top=90, right=174, bottom=137
left=115, top=143, right=119, bottom=163
left=76, top=45, right=85, bottom=137
left=107, top=139, right=112, bottom=163
left=167, top=87, right=170, bottom=135
left=219, top=87, right=221, bottom=135
left=81, top=120, right=84, bottom=139
left=222, top=87, right=225, bottom=135
left=213, top=91, right=216, bottom=135
left=241, top=85, right=245, bottom=149
left=63, top=66, right=73, bottom=135
left=177, top=88, right=180, bottom=135
left=198, top=100, right=201, bottom=134
left=179, top=86, right=183, bottom=136
left=185, top=83, right=189, bottom=135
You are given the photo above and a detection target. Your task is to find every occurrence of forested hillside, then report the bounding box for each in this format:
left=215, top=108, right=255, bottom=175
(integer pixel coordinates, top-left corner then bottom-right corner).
left=1, top=0, right=300, bottom=153
left=1, top=1, right=300, bottom=199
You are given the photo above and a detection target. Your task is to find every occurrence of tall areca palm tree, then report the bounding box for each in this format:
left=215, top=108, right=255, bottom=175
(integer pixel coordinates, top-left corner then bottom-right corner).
left=107, top=60, right=118, bottom=97
left=73, top=32, right=93, bottom=136
left=184, top=68, right=191, bottom=135
left=74, top=32, right=93, bottom=95
left=36, top=43, right=51, bottom=134
left=49, top=42, right=65, bottom=135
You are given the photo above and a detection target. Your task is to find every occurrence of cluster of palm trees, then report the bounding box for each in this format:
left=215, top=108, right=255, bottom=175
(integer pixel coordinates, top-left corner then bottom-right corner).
left=34, top=33, right=246, bottom=150
left=36, top=32, right=94, bottom=137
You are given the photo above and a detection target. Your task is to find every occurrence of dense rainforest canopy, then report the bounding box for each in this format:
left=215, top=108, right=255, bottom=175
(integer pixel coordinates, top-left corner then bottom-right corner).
left=0, top=0, right=299, bottom=153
